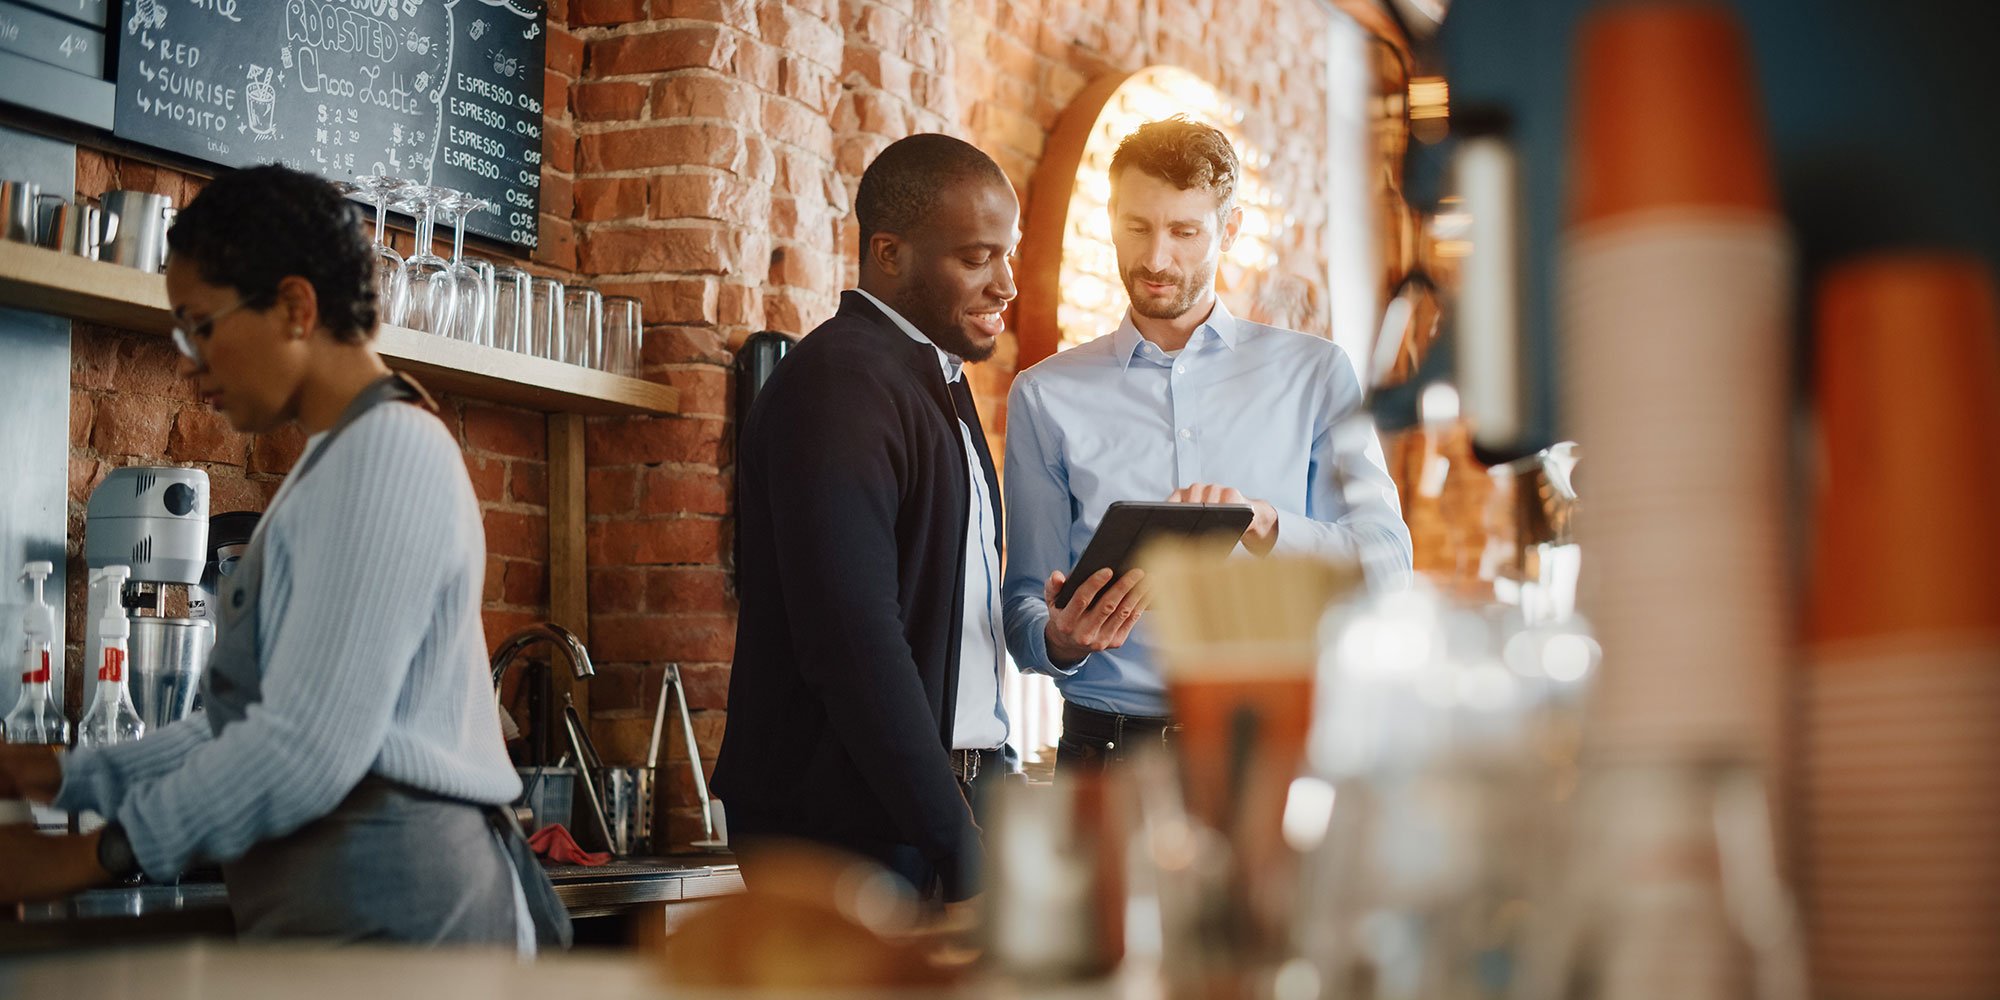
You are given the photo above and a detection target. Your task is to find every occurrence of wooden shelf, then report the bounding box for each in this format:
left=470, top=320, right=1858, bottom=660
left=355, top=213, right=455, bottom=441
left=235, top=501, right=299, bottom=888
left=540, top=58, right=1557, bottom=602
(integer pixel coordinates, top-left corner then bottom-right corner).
left=0, top=240, right=678, bottom=417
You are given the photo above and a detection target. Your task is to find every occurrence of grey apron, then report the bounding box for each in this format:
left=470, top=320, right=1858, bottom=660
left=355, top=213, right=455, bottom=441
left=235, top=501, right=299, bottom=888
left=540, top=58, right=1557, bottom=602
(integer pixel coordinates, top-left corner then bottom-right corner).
left=203, top=374, right=571, bottom=949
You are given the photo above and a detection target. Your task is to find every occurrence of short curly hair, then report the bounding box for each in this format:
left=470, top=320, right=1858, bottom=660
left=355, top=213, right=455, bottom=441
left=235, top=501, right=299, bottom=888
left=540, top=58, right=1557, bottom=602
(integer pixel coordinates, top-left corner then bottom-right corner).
left=854, top=133, right=1010, bottom=249
left=1109, top=116, right=1240, bottom=216
left=167, top=165, right=378, bottom=343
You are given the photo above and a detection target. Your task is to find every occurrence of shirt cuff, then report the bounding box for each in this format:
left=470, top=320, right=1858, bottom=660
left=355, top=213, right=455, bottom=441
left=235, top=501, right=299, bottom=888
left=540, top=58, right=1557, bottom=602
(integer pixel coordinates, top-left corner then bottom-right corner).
left=1020, top=612, right=1088, bottom=677
left=53, top=747, right=111, bottom=816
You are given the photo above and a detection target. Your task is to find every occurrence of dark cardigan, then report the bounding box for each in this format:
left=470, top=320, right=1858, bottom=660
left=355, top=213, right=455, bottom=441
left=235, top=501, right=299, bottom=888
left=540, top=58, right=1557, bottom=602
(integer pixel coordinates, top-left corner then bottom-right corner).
left=712, top=291, right=1003, bottom=900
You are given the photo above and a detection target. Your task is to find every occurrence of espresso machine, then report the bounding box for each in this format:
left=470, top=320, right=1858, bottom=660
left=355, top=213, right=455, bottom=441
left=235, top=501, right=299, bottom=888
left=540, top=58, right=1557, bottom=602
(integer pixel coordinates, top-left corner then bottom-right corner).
left=84, top=467, right=213, bottom=734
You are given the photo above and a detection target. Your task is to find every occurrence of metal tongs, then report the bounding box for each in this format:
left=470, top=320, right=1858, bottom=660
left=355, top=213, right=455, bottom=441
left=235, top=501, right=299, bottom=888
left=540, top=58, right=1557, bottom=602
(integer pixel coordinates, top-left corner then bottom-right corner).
left=561, top=693, right=617, bottom=853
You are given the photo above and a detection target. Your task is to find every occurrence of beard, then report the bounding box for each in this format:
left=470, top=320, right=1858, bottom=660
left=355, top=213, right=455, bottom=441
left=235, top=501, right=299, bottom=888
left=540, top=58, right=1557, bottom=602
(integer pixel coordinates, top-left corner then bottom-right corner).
left=897, top=281, right=999, bottom=363
left=1123, top=263, right=1214, bottom=321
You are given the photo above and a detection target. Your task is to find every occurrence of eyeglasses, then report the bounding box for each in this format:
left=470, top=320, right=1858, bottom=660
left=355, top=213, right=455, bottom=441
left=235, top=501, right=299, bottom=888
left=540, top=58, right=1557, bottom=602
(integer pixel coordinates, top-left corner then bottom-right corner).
left=169, top=296, right=258, bottom=365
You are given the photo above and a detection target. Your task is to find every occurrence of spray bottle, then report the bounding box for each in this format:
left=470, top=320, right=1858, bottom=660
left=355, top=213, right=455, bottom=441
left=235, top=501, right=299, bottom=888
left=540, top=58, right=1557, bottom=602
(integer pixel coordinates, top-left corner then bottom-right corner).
left=4, top=561, right=69, bottom=746
left=78, top=565, right=144, bottom=749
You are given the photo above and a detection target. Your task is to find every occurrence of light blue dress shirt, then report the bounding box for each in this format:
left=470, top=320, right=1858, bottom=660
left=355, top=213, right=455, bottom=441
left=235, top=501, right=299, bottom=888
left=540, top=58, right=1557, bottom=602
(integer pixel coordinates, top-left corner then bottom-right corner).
left=1001, top=298, right=1413, bottom=717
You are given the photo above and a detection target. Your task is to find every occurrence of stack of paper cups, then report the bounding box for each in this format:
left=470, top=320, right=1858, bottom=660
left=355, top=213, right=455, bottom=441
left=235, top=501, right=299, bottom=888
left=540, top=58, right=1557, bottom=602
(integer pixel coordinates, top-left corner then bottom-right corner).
left=1561, top=3, right=1793, bottom=764
left=1803, top=256, right=2000, bottom=999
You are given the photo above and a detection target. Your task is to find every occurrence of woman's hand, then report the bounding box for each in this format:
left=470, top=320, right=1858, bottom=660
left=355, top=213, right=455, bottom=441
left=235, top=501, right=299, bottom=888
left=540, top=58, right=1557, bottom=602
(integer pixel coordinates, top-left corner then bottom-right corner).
left=0, top=827, right=109, bottom=903
left=0, top=745, right=65, bottom=803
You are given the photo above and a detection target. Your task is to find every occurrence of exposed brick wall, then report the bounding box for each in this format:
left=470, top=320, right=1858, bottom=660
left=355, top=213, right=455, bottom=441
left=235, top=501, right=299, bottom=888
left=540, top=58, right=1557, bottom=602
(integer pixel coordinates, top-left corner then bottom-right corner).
left=562, top=0, right=1342, bottom=848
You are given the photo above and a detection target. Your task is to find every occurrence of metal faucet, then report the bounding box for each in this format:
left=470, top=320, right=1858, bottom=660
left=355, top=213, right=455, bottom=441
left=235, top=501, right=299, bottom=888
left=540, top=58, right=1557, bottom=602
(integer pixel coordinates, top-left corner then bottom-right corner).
left=489, top=622, right=597, bottom=695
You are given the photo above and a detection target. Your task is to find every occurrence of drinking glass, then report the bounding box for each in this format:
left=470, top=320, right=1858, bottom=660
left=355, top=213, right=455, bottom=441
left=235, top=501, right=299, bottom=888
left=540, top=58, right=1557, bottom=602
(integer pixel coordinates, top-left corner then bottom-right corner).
left=564, top=287, right=604, bottom=369
left=492, top=267, right=532, bottom=354
left=389, top=185, right=458, bottom=335
left=529, top=276, right=566, bottom=362
left=602, top=296, right=643, bottom=377
left=345, top=173, right=406, bottom=302
left=436, top=191, right=494, bottom=345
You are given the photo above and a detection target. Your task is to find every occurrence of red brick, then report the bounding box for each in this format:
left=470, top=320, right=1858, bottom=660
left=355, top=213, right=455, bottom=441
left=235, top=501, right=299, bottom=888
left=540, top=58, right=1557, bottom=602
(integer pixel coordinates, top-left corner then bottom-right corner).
left=585, top=517, right=724, bottom=566
left=590, top=26, right=738, bottom=77
left=483, top=510, right=550, bottom=561
left=650, top=171, right=764, bottom=223
left=547, top=25, right=586, bottom=77
left=71, top=330, right=118, bottom=390
left=166, top=407, right=249, bottom=466
left=69, top=394, right=95, bottom=449
left=75, top=148, right=117, bottom=200
left=208, top=473, right=268, bottom=515
left=483, top=610, right=545, bottom=654
left=649, top=326, right=734, bottom=366
left=573, top=80, right=649, bottom=122
left=465, top=454, right=506, bottom=503
left=842, top=45, right=913, bottom=99
left=585, top=466, right=639, bottom=516
left=588, top=611, right=735, bottom=662
left=657, top=366, right=729, bottom=417
left=593, top=278, right=717, bottom=326
left=509, top=461, right=549, bottom=507
left=715, top=285, right=763, bottom=332
left=647, top=566, right=732, bottom=614
left=849, top=4, right=912, bottom=54
left=727, top=38, right=781, bottom=92
left=533, top=214, right=579, bottom=272
left=542, top=119, right=577, bottom=175
left=738, top=134, right=778, bottom=185
left=662, top=710, right=728, bottom=762
left=639, top=466, right=729, bottom=516
left=759, top=3, right=842, bottom=67
left=573, top=0, right=648, bottom=25
left=483, top=554, right=507, bottom=604
left=248, top=422, right=307, bottom=475
left=679, top=662, right=730, bottom=710
left=579, top=122, right=746, bottom=172
left=463, top=405, right=547, bottom=460
left=589, top=566, right=648, bottom=614
left=503, top=559, right=549, bottom=607
left=574, top=176, right=649, bottom=222
left=578, top=224, right=735, bottom=276
left=113, top=335, right=195, bottom=399
left=90, top=395, right=177, bottom=457
left=653, top=0, right=758, bottom=32
left=68, top=458, right=100, bottom=504
left=585, top=415, right=727, bottom=466
left=762, top=287, right=815, bottom=336
left=777, top=56, right=840, bottom=113
left=650, top=73, right=758, bottom=122
left=766, top=244, right=833, bottom=290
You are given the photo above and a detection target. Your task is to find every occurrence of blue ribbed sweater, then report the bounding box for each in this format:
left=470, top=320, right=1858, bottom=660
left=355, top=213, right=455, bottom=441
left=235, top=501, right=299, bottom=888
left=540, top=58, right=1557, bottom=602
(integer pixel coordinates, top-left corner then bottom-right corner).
left=57, top=403, right=521, bottom=879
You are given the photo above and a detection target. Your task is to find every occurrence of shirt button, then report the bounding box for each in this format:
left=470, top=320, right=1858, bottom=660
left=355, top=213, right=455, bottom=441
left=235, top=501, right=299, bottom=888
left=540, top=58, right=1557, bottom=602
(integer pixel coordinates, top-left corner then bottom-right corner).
left=1179, top=428, right=1193, bottom=439
left=1175, top=364, right=1186, bottom=374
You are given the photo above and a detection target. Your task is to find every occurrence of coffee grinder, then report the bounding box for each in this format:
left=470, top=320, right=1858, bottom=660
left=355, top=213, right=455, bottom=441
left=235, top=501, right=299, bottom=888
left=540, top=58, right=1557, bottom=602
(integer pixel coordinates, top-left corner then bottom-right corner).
left=84, top=467, right=213, bottom=734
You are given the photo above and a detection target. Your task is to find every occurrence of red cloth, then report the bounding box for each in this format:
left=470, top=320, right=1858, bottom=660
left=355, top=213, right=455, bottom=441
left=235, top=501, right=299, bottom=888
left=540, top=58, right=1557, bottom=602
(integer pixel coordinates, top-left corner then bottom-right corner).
left=526, top=823, right=611, bottom=866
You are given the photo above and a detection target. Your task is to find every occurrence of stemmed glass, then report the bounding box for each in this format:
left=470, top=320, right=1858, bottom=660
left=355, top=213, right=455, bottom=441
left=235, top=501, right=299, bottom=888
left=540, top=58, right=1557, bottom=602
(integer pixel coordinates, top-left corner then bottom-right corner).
left=347, top=173, right=407, bottom=301
left=436, top=190, right=496, bottom=346
left=390, top=185, right=458, bottom=335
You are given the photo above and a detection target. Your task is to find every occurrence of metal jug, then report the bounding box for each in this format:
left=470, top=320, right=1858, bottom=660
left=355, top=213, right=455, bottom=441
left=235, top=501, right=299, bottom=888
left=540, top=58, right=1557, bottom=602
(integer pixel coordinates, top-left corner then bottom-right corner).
left=0, top=179, right=40, bottom=244
left=40, top=196, right=117, bottom=260
left=100, top=190, right=176, bottom=273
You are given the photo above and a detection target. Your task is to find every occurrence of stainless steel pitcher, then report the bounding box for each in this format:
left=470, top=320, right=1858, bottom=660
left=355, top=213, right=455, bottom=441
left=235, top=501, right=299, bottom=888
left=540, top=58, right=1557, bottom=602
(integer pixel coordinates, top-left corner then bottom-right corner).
left=0, top=180, right=39, bottom=244
left=100, top=190, right=175, bottom=273
left=41, top=196, right=117, bottom=260
left=126, top=617, right=212, bottom=733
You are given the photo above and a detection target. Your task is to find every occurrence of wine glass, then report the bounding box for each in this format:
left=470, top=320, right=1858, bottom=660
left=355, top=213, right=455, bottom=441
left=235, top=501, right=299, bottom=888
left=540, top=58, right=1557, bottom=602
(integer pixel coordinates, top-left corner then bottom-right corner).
left=345, top=173, right=407, bottom=303
left=390, top=185, right=458, bottom=335
left=435, top=191, right=495, bottom=346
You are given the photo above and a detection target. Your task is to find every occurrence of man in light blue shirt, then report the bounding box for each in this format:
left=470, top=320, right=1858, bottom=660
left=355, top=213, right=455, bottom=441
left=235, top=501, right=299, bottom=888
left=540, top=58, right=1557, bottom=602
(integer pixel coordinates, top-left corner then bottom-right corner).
left=1002, top=117, right=1413, bottom=774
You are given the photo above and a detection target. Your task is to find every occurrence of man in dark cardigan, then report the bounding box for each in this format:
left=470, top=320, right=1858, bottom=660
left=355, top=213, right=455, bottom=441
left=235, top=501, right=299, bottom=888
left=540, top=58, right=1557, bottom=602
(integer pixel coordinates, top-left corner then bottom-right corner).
left=714, top=135, right=1041, bottom=904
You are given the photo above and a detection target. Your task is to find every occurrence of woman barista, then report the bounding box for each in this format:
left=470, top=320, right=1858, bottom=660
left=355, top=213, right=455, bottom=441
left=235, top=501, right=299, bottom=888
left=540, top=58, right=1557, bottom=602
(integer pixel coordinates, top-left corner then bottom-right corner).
left=0, top=165, right=565, bottom=950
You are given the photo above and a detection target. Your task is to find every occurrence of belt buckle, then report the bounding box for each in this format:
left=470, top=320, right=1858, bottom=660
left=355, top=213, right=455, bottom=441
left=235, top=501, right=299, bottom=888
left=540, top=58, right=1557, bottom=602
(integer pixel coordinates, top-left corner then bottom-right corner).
left=952, top=749, right=980, bottom=782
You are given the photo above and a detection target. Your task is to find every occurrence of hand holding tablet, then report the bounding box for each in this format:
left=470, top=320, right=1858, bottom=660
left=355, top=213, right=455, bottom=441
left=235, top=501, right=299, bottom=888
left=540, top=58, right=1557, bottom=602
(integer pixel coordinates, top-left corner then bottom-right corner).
left=1041, top=500, right=1257, bottom=669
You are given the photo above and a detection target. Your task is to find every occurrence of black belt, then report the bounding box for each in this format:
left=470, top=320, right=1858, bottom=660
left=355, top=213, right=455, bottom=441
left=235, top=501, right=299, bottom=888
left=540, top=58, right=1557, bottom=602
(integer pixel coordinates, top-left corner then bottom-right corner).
left=1061, top=702, right=1183, bottom=749
left=948, top=747, right=1004, bottom=782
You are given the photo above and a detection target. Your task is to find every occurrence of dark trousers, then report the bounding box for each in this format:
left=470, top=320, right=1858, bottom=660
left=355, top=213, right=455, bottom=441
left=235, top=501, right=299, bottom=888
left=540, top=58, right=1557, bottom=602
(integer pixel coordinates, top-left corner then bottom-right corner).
left=1055, top=701, right=1181, bottom=777
left=732, top=746, right=1015, bottom=903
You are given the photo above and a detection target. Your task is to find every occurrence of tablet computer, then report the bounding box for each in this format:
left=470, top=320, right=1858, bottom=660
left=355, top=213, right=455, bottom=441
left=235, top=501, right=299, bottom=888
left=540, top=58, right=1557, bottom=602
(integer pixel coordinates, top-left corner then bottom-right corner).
left=1052, top=501, right=1256, bottom=610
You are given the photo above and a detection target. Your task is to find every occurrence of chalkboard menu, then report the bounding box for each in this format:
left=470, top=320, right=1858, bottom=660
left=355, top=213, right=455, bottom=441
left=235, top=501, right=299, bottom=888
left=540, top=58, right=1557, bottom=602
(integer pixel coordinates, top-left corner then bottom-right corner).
left=112, top=0, right=546, bottom=247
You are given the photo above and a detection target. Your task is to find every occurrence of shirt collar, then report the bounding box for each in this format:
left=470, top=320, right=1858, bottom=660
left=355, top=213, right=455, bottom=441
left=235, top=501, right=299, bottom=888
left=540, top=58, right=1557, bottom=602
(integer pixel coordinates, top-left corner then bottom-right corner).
left=1112, top=295, right=1240, bottom=370
left=853, top=288, right=963, bottom=384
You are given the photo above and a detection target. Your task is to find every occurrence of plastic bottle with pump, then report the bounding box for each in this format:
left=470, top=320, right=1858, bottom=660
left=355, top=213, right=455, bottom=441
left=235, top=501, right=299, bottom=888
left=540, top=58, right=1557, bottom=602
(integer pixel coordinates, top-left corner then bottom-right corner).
left=78, top=566, right=144, bottom=749
left=5, top=561, right=70, bottom=746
